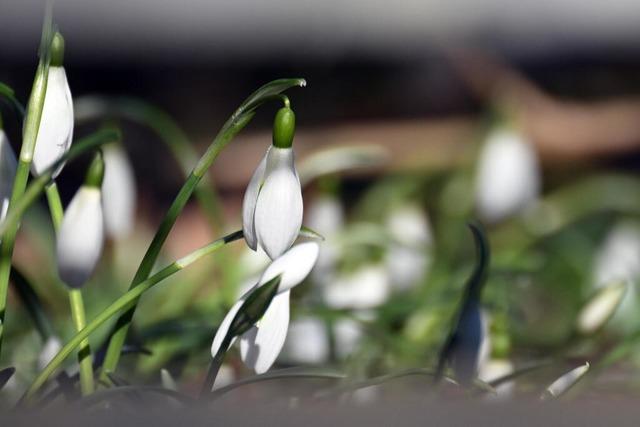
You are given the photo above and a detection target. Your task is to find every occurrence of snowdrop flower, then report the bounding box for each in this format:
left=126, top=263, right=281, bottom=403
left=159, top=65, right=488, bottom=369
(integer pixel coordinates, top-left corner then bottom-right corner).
left=592, top=222, right=640, bottom=332
left=101, top=144, right=136, bottom=239
left=577, top=282, right=626, bottom=335
left=31, top=32, right=74, bottom=178
left=211, top=242, right=319, bottom=374
left=479, top=359, right=514, bottom=399
left=243, top=104, right=303, bottom=260
left=323, top=265, right=390, bottom=310
left=307, top=194, right=344, bottom=280
left=0, top=125, right=17, bottom=223
left=475, top=126, right=540, bottom=223
left=56, top=152, right=105, bottom=288
left=385, top=205, right=433, bottom=291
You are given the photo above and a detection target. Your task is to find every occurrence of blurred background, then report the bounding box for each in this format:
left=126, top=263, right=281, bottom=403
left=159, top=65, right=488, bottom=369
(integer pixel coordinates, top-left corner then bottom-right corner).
left=3, top=0, right=640, bottom=403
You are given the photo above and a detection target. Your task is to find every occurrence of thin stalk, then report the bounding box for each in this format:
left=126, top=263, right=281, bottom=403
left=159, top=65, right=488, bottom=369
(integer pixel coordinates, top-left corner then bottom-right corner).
left=23, top=230, right=244, bottom=401
left=0, top=3, right=53, bottom=356
left=100, top=78, right=305, bottom=380
left=46, top=183, right=94, bottom=395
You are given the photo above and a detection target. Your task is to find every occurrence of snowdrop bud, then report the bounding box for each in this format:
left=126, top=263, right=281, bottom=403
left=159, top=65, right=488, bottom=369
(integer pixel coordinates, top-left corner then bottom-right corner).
left=56, top=152, right=105, bottom=288
left=242, top=105, right=302, bottom=259
left=543, top=363, right=590, bottom=399
left=31, top=32, right=74, bottom=178
left=0, top=128, right=17, bottom=223
left=475, top=127, right=540, bottom=223
left=577, top=282, right=626, bottom=335
left=102, top=144, right=136, bottom=239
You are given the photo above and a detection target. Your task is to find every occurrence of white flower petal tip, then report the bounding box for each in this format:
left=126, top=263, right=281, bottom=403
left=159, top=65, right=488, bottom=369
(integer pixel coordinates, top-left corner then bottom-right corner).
left=0, top=131, right=17, bottom=223
left=323, top=265, right=390, bottom=309
left=475, top=127, right=540, bottom=223
left=38, top=336, right=63, bottom=370
left=56, top=187, right=104, bottom=288
left=258, top=242, right=320, bottom=292
left=102, top=145, right=136, bottom=239
left=577, top=282, right=627, bottom=335
left=210, top=299, right=243, bottom=357
left=543, top=363, right=590, bottom=399
left=31, top=66, right=74, bottom=178
left=244, top=147, right=303, bottom=259
left=240, top=291, right=290, bottom=374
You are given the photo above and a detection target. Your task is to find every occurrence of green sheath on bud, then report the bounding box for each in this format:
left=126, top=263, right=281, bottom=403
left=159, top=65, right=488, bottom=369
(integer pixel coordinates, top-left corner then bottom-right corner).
left=272, top=107, right=296, bottom=149
left=229, top=275, right=281, bottom=337
left=84, top=151, right=105, bottom=188
left=50, top=32, right=65, bottom=67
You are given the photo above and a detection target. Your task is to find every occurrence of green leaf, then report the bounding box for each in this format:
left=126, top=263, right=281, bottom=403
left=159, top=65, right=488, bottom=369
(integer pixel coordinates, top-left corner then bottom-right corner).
left=237, top=78, right=306, bottom=118
left=10, top=267, right=54, bottom=341
left=299, top=225, right=325, bottom=241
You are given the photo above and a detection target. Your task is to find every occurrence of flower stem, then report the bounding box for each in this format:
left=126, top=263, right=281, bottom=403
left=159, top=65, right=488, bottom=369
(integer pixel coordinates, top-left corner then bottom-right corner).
left=46, top=182, right=94, bottom=395
left=99, top=78, right=306, bottom=381
left=23, top=230, right=244, bottom=401
left=0, top=5, right=53, bottom=357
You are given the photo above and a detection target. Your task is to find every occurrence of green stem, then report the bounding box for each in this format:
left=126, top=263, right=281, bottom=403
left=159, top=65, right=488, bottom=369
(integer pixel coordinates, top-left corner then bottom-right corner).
left=46, top=183, right=94, bottom=395
left=100, top=78, right=305, bottom=380
left=24, top=230, right=244, bottom=401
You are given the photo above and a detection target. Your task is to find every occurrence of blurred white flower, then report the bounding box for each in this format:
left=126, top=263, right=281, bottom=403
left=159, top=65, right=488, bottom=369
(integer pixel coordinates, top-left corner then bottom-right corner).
left=0, top=130, right=17, bottom=223
left=211, top=242, right=319, bottom=374
left=102, top=144, right=136, bottom=239
left=31, top=54, right=74, bottom=177
left=592, top=222, right=640, bottom=331
left=334, top=317, right=364, bottom=359
left=385, top=205, right=432, bottom=291
left=577, top=281, right=626, bottom=335
left=281, top=316, right=329, bottom=364
left=38, top=336, right=62, bottom=370
left=243, top=146, right=303, bottom=260
left=56, top=186, right=105, bottom=288
left=307, top=195, right=344, bottom=280
left=323, top=265, right=390, bottom=309
left=475, top=127, right=540, bottom=223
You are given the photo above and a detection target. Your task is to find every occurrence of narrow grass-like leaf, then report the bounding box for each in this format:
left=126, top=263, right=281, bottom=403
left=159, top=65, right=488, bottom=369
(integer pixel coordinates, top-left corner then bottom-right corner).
left=435, top=223, right=490, bottom=383
left=0, top=82, right=26, bottom=118
left=298, top=145, right=388, bottom=186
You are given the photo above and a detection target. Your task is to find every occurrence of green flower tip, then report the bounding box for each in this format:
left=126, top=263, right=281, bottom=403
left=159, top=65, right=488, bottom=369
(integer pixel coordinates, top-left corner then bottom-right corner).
left=50, top=32, right=65, bottom=67
left=272, top=106, right=296, bottom=149
left=84, top=151, right=105, bottom=188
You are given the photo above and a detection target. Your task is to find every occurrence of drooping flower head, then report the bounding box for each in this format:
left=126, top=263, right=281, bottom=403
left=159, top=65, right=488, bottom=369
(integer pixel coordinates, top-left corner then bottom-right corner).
left=242, top=103, right=303, bottom=260
left=211, top=242, right=319, bottom=373
left=475, top=125, right=540, bottom=223
left=101, top=144, right=136, bottom=239
left=56, top=152, right=105, bottom=288
left=31, top=31, right=74, bottom=178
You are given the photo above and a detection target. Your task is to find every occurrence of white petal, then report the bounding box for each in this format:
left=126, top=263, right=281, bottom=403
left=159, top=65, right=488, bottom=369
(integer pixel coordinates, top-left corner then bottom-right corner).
left=210, top=299, right=243, bottom=357
left=0, top=131, right=17, bottom=223
left=102, top=144, right=136, bottom=239
left=242, top=148, right=269, bottom=250
left=31, top=67, right=74, bottom=178
left=577, top=282, right=627, bottom=335
left=239, top=290, right=290, bottom=374
left=254, top=147, right=302, bottom=259
left=56, top=187, right=104, bottom=287
left=258, top=242, right=319, bottom=292
left=475, top=127, right=540, bottom=223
